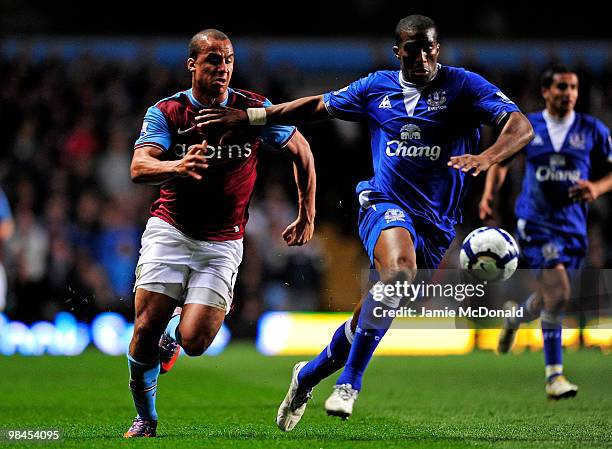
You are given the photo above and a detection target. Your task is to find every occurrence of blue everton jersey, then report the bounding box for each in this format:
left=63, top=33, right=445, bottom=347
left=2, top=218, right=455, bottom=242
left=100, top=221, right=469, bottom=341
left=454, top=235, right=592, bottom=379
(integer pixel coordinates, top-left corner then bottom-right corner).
left=515, top=111, right=612, bottom=236
left=323, top=65, right=520, bottom=232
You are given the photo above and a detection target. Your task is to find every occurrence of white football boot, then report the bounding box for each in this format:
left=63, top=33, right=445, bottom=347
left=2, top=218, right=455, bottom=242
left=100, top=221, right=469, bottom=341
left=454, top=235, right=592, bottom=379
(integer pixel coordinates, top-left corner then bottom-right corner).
left=276, top=361, right=313, bottom=431
left=546, top=375, right=578, bottom=400
left=325, top=384, right=359, bottom=419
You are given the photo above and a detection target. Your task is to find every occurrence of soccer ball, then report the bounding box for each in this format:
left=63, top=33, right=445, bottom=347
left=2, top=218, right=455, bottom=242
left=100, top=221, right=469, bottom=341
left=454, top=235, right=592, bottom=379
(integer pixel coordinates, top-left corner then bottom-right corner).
left=459, top=226, right=519, bottom=282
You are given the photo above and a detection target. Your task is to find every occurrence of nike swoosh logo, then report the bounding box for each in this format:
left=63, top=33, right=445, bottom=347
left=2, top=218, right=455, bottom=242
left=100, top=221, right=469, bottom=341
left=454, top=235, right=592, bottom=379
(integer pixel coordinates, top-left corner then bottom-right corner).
left=177, top=126, right=195, bottom=135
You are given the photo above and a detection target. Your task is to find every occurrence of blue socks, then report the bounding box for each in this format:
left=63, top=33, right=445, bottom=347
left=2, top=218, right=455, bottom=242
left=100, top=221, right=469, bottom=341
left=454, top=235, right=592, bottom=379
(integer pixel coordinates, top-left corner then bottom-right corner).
left=127, top=355, right=160, bottom=420
left=336, top=326, right=387, bottom=391
left=164, top=314, right=181, bottom=343
left=297, top=287, right=397, bottom=393
left=335, top=289, right=395, bottom=391
left=297, top=320, right=354, bottom=390
left=541, top=311, right=563, bottom=381
left=511, top=293, right=565, bottom=381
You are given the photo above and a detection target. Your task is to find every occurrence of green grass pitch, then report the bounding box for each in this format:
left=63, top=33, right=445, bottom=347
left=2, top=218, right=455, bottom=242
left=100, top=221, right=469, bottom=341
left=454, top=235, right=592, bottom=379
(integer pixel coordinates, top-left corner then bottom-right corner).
left=0, top=344, right=610, bottom=448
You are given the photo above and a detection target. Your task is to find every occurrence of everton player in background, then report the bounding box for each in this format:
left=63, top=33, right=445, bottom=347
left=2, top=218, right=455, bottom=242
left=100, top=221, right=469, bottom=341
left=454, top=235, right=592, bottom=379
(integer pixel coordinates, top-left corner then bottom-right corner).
left=480, top=65, right=612, bottom=399
left=124, top=29, right=316, bottom=437
left=197, top=15, right=533, bottom=428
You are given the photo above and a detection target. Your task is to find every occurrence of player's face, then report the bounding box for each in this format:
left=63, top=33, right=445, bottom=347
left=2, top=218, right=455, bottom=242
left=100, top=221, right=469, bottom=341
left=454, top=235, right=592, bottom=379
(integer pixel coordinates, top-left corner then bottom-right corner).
left=543, top=73, right=578, bottom=115
left=394, top=28, right=440, bottom=85
left=188, top=38, right=234, bottom=100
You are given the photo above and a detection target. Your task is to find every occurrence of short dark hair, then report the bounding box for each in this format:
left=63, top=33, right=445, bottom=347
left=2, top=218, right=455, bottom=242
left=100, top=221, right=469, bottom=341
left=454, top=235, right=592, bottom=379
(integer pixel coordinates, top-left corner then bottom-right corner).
left=395, top=15, right=438, bottom=44
left=188, top=29, right=230, bottom=59
left=540, top=64, right=576, bottom=88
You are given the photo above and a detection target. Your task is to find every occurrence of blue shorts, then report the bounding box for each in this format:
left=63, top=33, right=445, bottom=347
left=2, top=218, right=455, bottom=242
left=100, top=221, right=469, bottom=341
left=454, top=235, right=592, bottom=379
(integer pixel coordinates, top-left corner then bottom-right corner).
left=516, top=219, right=586, bottom=270
left=358, top=200, right=454, bottom=270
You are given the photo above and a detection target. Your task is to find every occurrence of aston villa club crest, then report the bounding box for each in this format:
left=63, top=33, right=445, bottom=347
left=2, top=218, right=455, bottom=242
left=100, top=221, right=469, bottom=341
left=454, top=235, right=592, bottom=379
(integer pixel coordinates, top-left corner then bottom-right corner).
left=426, top=90, right=447, bottom=111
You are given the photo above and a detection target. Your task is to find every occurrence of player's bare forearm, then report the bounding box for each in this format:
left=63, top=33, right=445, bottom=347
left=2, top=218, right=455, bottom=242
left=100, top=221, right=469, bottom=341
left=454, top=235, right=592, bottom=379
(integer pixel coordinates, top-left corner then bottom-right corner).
left=195, top=96, right=329, bottom=129
left=265, top=95, right=330, bottom=125
left=282, top=131, right=316, bottom=246
left=593, top=169, right=612, bottom=196
left=131, top=147, right=181, bottom=184
left=290, top=132, right=316, bottom=219
left=483, top=164, right=510, bottom=199
left=481, top=112, right=534, bottom=165
left=131, top=144, right=209, bottom=184
left=479, top=164, right=510, bottom=221
left=449, top=112, right=533, bottom=176
left=569, top=167, right=612, bottom=203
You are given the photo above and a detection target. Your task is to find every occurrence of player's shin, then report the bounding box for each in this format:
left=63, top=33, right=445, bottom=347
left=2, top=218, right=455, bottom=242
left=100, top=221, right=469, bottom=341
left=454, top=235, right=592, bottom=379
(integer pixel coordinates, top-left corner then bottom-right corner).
left=297, top=320, right=354, bottom=390
left=127, top=354, right=161, bottom=420
left=541, top=311, right=563, bottom=380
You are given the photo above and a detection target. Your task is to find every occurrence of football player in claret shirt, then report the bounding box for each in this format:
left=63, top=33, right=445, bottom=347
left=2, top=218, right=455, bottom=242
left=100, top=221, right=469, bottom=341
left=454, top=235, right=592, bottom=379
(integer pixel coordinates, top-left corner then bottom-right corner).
left=480, top=65, right=612, bottom=400
left=123, top=29, right=316, bottom=438
left=197, top=15, right=533, bottom=429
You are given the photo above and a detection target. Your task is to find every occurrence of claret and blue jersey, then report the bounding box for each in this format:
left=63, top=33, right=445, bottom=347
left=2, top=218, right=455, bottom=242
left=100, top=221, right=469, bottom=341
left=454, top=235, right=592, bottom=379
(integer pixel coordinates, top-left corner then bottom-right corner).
left=323, top=65, right=520, bottom=234
left=134, top=88, right=295, bottom=241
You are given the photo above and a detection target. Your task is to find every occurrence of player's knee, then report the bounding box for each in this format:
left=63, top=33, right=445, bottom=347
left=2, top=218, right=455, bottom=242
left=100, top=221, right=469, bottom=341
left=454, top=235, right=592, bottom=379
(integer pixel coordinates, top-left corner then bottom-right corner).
left=380, top=258, right=417, bottom=285
left=132, top=321, right=164, bottom=346
left=540, top=282, right=570, bottom=311
left=179, top=329, right=216, bottom=357
left=544, top=290, right=569, bottom=313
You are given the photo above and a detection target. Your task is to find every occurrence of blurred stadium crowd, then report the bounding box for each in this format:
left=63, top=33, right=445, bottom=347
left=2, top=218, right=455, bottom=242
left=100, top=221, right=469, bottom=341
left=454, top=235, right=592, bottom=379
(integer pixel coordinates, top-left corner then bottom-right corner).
left=0, top=41, right=611, bottom=337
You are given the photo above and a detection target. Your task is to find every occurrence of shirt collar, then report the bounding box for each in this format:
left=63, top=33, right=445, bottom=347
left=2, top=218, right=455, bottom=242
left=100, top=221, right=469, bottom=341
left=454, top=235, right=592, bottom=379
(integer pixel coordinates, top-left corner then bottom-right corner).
left=186, top=88, right=231, bottom=108
left=399, top=63, right=441, bottom=88
left=543, top=109, right=575, bottom=126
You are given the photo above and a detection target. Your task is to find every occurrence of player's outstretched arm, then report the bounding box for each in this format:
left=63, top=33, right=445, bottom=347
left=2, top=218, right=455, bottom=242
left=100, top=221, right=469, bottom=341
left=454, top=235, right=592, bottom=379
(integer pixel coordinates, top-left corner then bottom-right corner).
left=281, top=131, right=316, bottom=246
left=195, top=95, right=330, bottom=130
left=448, top=112, right=534, bottom=176
left=263, top=95, right=330, bottom=125
left=479, top=164, right=510, bottom=221
left=131, top=143, right=209, bottom=184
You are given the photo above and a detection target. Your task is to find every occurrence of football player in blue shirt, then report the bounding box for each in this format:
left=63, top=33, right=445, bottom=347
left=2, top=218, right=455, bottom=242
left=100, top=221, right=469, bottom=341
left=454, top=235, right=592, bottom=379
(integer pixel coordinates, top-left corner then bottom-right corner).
left=480, top=65, right=612, bottom=400
left=197, top=15, right=533, bottom=428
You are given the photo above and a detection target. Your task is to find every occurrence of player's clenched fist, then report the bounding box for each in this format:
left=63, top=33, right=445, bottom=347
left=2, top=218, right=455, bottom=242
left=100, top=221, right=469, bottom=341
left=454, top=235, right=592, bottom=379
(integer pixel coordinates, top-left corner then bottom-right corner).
left=569, top=180, right=601, bottom=203
left=176, top=141, right=209, bottom=181
left=282, top=216, right=315, bottom=246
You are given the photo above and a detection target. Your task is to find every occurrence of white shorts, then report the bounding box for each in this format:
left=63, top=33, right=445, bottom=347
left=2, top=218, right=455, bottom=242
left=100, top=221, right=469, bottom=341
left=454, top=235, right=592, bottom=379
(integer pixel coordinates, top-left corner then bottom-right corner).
left=134, top=217, right=243, bottom=314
